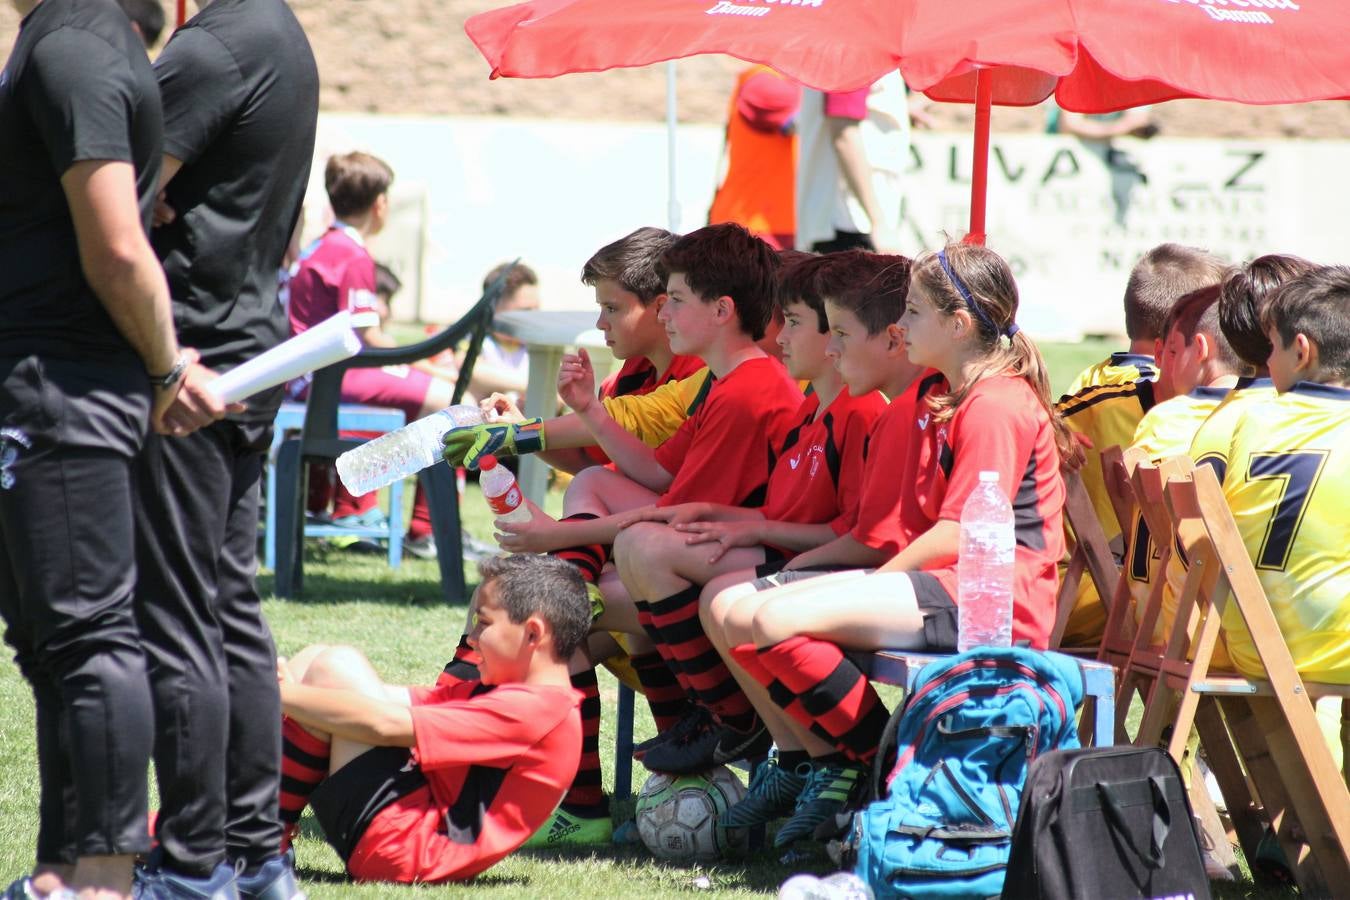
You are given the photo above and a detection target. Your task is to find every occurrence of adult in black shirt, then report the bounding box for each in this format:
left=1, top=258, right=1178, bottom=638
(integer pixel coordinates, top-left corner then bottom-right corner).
left=0, top=0, right=224, bottom=896
left=133, top=0, right=318, bottom=896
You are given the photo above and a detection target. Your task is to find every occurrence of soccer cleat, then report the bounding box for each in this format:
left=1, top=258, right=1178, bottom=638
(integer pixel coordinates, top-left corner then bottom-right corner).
left=632, top=706, right=709, bottom=760
left=234, top=850, right=306, bottom=900
left=523, top=804, right=614, bottom=847
left=402, top=533, right=437, bottom=560
left=133, top=854, right=240, bottom=900
left=642, top=718, right=769, bottom=774
left=721, top=754, right=810, bottom=828
left=772, top=760, right=864, bottom=847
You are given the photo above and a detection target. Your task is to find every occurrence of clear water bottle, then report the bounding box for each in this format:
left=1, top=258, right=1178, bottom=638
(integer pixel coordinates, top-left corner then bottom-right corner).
left=777, top=872, right=874, bottom=899
left=956, top=470, right=1016, bottom=652
left=336, top=404, right=483, bottom=495
left=479, top=454, right=532, bottom=525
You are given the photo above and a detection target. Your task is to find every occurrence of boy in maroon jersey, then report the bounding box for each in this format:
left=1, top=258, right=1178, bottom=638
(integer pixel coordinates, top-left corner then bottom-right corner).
left=274, top=554, right=589, bottom=884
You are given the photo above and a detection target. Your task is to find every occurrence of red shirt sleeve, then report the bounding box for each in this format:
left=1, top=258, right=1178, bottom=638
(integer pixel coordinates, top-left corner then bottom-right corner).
left=851, top=383, right=920, bottom=553
left=937, top=380, right=1041, bottom=523
left=823, top=87, right=869, bottom=120
left=337, top=252, right=378, bottom=316
left=829, top=391, right=887, bottom=535
left=410, top=684, right=578, bottom=772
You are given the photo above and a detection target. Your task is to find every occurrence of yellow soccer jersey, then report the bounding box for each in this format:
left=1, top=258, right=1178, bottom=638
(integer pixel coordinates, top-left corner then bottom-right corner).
left=601, top=367, right=712, bottom=448
left=1062, top=352, right=1158, bottom=398
left=1221, top=382, right=1350, bottom=684
left=1187, top=376, right=1277, bottom=487
left=1125, top=386, right=1231, bottom=643
left=1055, top=375, right=1159, bottom=645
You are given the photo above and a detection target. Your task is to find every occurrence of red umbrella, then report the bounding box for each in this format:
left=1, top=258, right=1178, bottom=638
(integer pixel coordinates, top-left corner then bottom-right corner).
left=466, top=0, right=1350, bottom=242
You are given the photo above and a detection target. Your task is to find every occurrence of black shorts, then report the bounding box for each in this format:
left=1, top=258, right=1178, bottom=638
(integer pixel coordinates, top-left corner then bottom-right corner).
left=746, top=565, right=959, bottom=652
left=310, top=746, right=426, bottom=863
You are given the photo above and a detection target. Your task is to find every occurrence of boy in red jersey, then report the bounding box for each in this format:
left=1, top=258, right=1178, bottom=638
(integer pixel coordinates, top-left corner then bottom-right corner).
left=274, top=554, right=589, bottom=884
left=610, top=252, right=890, bottom=773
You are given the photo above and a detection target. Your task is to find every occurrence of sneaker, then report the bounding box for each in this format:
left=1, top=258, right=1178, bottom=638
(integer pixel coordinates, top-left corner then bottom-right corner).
left=722, top=753, right=810, bottom=828
left=234, top=851, right=305, bottom=900
left=403, top=533, right=438, bottom=560
left=632, top=706, right=710, bottom=761
left=643, top=719, right=770, bottom=774
left=133, top=854, right=239, bottom=900
left=523, top=805, right=613, bottom=848
left=773, top=760, right=864, bottom=847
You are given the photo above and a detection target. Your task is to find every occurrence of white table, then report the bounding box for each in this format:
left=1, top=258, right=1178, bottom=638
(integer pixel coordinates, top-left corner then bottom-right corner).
left=491, top=310, right=614, bottom=506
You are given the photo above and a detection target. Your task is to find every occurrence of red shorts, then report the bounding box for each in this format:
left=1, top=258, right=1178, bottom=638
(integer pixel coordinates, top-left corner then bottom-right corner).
left=340, top=365, right=432, bottom=423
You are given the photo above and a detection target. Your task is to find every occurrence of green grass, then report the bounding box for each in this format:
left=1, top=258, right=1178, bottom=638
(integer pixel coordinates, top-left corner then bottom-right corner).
left=0, top=339, right=1294, bottom=897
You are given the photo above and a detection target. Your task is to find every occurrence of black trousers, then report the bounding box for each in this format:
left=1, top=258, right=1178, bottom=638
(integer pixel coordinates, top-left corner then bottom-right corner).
left=0, top=356, right=155, bottom=863
left=134, top=419, right=282, bottom=874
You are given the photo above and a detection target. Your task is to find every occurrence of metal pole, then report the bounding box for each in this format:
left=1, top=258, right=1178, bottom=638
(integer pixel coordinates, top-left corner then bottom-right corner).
left=966, top=68, right=992, bottom=245
left=666, top=61, right=681, bottom=232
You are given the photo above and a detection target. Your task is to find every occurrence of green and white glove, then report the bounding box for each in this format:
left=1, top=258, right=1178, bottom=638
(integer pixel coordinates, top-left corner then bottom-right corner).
left=442, top=418, right=547, bottom=470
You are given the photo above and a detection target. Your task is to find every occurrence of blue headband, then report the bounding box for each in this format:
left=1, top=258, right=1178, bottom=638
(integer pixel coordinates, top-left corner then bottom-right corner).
left=937, top=249, right=1018, bottom=340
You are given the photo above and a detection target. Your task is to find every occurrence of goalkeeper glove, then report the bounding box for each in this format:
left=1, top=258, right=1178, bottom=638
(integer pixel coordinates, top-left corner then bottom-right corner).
left=442, top=418, right=546, bottom=470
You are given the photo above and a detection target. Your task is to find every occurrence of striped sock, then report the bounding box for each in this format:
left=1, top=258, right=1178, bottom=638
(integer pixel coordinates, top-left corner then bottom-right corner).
left=754, top=636, right=889, bottom=765
left=628, top=651, right=693, bottom=733
left=560, top=666, right=608, bottom=813
left=730, top=642, right=823, bottom=746
left=551, top=513, right=608, bottom=584
left=637, top=604, right=694, bottom=695
left=279, top=717, right=330, bottom=851
left=650, top=586, right=755, bottom=732
left=441, top=633, right=482, bottom=684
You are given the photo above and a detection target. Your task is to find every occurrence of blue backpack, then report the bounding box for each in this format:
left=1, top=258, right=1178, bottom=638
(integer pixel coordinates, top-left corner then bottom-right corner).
left=851, top=647, right=1086, bottom=900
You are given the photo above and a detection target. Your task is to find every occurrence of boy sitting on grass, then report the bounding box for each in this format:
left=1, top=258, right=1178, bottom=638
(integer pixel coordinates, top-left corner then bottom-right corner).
left=273, top=554, right=590, bottom=884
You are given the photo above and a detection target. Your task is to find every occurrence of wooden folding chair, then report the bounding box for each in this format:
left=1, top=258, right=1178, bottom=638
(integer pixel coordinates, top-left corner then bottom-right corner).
left=1049, top=468, right=1121, bottom=650
left=1133, top=459, right=1350, bottom=894
left=1095, top=446, right=1148, bottom=676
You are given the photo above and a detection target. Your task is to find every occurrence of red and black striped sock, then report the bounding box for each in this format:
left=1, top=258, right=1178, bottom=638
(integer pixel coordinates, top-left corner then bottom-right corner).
left=560, top=666, right=608, bottom=814
left=753, top=636, right=889, bottom=765
left=650, top=586, right=756, bottom=733
left=440, top=633, right=482, bottom=684
left=628, top=650, right=693, bottom=733
left=637, top=604, right=694, bottom=695
left=279, top=717, right=330, bottom=851
left=730, top=642, right=820, bottom=743
left=550, top=513, right=608, bottom=584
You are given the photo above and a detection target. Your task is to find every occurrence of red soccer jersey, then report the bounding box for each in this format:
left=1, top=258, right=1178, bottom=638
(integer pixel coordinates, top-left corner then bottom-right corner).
left=850, top=377, right=925, bottom=555
left=760, top=388, right=886, bottom=552
left=346, top=681, right=582, bottom=884
left=896, top=375, right=1066, bottom=649
left=654, top=356, right=802, bottom=508
left=585, top=353, right=706, bottom=465
left=287, top=225, right=378, bottom=335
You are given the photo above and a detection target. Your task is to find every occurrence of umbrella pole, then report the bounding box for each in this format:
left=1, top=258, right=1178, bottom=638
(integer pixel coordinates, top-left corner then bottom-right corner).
left=666, top=61, right=681, bottom=232
left=966, top=68, right=992, bottom=245
left=176, top=0, right=186, bottom=26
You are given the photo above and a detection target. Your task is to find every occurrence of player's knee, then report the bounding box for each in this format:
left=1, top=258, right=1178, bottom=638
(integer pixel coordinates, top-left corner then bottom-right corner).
left=750, top=602, right=798, bottom=647
left=706, top=580, right=755, bottom=629
left=561, top=464, right=610, bottom=515
left=302, top=644, right=369, bottom=688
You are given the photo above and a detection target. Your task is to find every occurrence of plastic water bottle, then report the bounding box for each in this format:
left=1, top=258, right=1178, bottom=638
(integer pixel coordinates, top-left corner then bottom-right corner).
left=479, top=454, right=532, bottom=524
left=336, top=404, right=483, bottom=495
left=956, top=470, right=1016, bottom=652
left=777, top=872, right=874, bottom=899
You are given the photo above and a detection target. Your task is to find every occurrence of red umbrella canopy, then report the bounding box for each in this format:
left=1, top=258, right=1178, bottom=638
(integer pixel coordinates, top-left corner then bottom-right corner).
left=467, top=0, right=1350, bottom=110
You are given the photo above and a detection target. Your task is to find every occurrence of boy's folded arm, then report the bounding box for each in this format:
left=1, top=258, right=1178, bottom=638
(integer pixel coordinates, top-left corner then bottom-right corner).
left=874, top=519, right=961, bottom=575
left=750, top=520, right=839, bottom=553
left=577, top=401, right=675, bottom=493
left=784, top=532, right=888, bottom=571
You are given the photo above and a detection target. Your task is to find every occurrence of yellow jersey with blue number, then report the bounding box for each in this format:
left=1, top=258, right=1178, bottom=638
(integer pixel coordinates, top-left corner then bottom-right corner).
left=1125, top=386, right=1230, bottom=643
left=1055, top=361, right=1160, bottom=645
left=1187, top=377, right=1278, bottom=481
left=1063, top=352, right=1158, bottom=397
left=1220, top=382, right=1350, bottom=684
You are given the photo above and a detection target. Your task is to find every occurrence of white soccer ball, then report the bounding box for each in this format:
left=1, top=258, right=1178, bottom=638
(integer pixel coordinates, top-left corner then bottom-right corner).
left=634, top=766, right=749, bottom=863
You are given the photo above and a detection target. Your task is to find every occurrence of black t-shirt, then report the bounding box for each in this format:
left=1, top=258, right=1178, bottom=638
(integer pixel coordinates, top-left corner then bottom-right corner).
left=152, top=0, right=319, bottom=422
left=0, top=0, right=163, bottom=363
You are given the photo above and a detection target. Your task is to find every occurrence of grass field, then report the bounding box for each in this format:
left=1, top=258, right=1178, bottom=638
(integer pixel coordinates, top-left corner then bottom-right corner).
left=0, top=339, right=1297, bottom=897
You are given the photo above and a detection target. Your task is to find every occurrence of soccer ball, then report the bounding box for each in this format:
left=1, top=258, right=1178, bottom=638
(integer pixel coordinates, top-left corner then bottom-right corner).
left=634, top=766, right=749, bottom=863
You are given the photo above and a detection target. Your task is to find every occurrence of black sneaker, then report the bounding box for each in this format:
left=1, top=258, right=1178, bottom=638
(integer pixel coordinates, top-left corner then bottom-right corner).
left=722, top=752, right=810, bottom=827
left=773, top=760, right=865, bottom=847
left=642, top=719, right=767, bottom=774
left=632, top=706, right=709, bottom=760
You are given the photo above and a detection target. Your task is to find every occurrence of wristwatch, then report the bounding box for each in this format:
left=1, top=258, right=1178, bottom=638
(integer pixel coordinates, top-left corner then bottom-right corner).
left=148, top=352, right=190, bottom=389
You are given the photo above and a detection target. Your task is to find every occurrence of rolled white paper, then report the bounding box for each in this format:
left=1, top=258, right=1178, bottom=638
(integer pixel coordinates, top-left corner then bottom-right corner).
left=205, top=310, right=371, bottom=404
